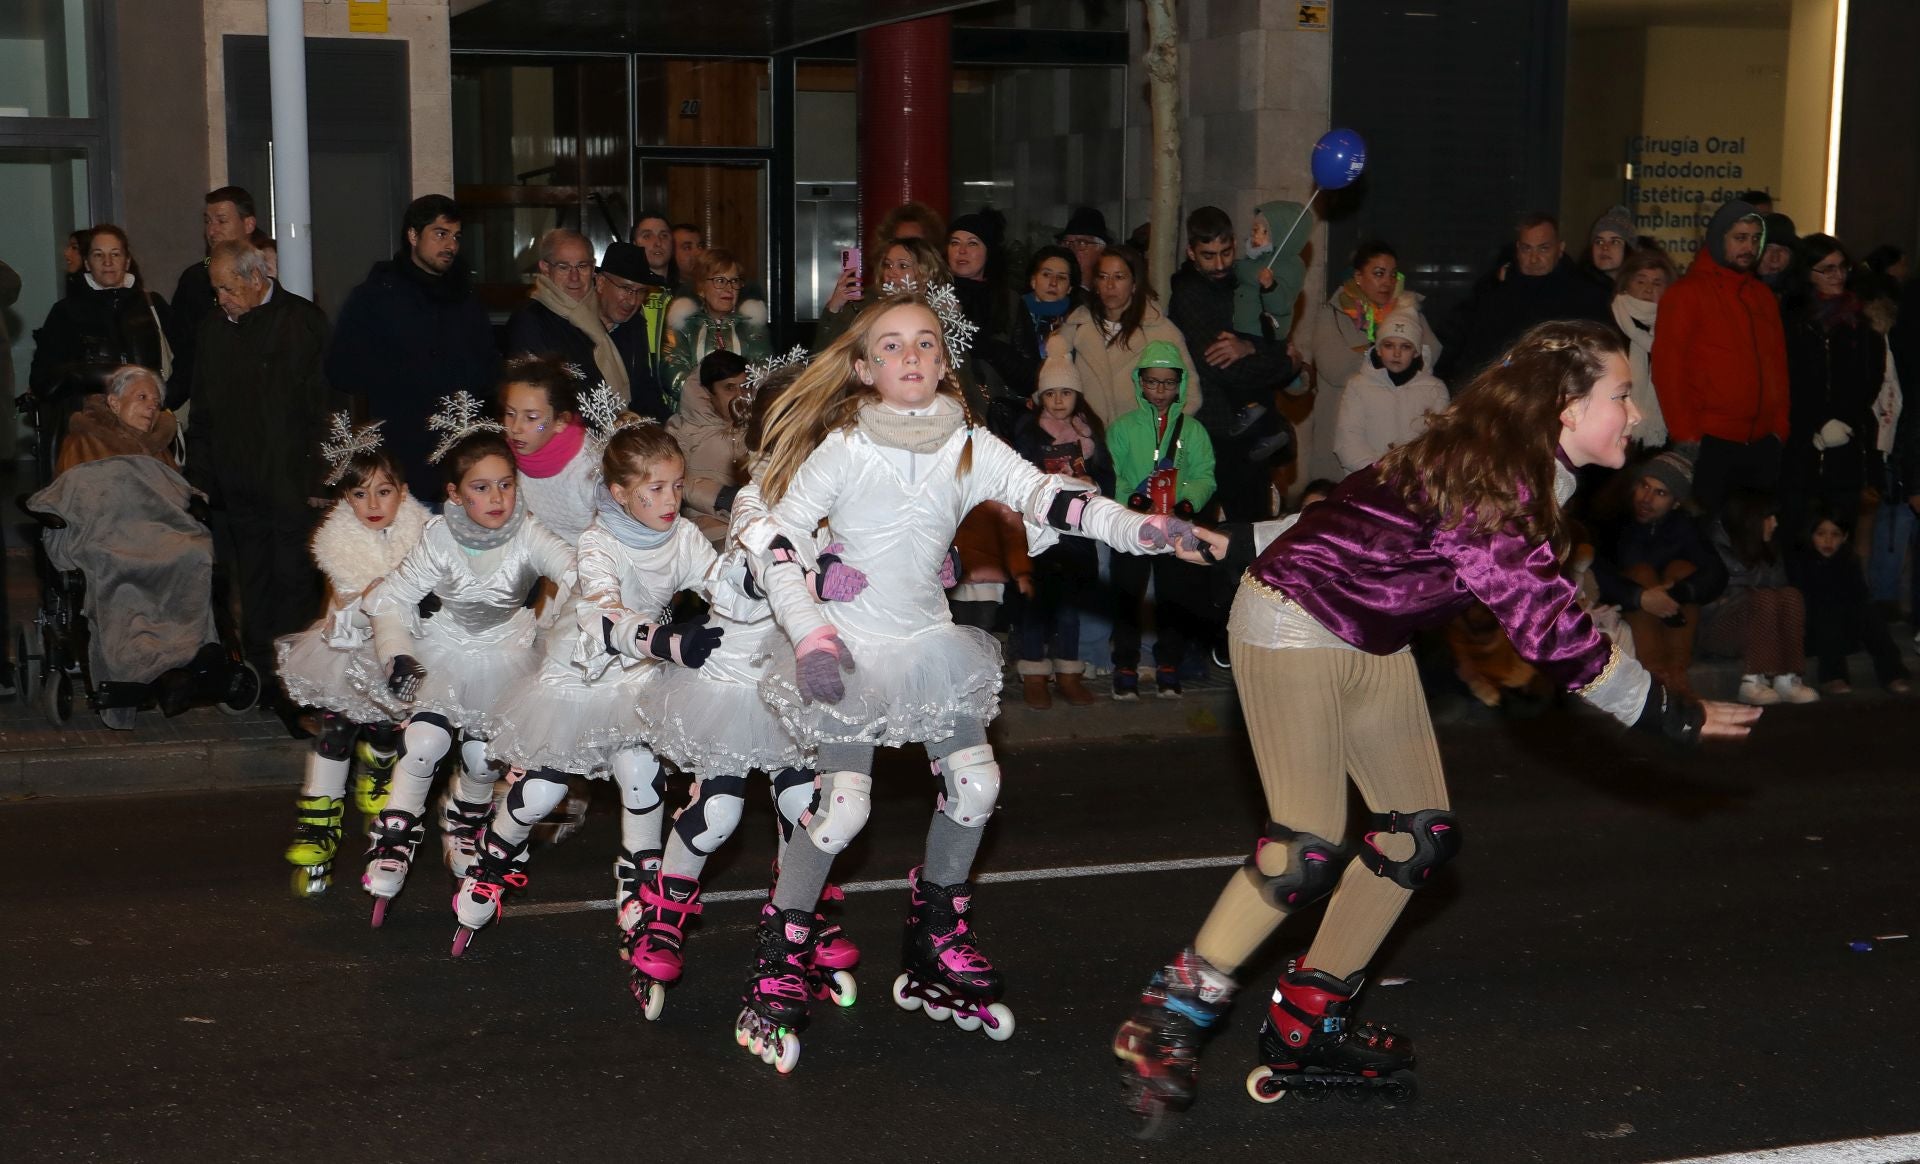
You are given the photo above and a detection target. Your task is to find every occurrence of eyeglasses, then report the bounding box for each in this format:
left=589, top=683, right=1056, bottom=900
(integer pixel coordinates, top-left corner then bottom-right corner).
left=1064, top=238, right=1104, bottom=250
left=547, top=261, right=592, bottom=276
left=1140, top=376, right=1181, bottom=388
left=1810, top=262, right=1847, bottom=277
left=600, top=276, right=644, bottom=297
left=706, top=276, right=743, bottom=289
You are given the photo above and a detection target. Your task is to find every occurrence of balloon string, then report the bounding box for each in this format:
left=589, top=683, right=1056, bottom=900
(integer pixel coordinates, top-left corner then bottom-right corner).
left=1264, top=188, right=1320, bottom=273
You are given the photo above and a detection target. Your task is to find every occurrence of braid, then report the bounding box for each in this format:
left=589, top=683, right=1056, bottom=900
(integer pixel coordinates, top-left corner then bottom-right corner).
left=947, top=368, right=975, bottom=480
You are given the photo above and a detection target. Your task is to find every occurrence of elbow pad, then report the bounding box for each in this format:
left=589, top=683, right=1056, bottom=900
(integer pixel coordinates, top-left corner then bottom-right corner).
left=1047, top=489, right=1092, bottom=532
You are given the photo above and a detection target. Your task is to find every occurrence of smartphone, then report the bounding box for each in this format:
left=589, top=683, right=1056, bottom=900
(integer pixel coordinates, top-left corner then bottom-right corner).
left=841, top=247, right=863, bottom=300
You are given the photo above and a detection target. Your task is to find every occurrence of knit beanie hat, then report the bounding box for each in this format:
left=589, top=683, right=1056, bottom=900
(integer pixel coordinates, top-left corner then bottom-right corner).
left=1590, top=205, right=1634, bottom=243
left=948, top=211, right=1001, bottom=250
left=1036, top=345, right=1083, bottom=395
left=1375, top=307, right=1422, bottom=346
left=1639, top=449, right=1693, bottom=502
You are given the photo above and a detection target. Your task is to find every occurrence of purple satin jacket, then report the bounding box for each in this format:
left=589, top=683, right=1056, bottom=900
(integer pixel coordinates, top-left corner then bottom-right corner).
left=1247, top=464, right=1612, bottom=690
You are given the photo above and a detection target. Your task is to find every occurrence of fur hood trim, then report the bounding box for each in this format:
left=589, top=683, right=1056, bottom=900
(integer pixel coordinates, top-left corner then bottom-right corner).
left=311, top=494, right=433, bottom=597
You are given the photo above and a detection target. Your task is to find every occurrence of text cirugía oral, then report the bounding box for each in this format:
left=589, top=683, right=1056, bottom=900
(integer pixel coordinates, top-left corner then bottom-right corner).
left=1630, top=135, right=1748, bottom=156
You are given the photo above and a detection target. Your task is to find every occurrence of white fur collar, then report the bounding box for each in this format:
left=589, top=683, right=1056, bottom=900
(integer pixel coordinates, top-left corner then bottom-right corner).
left=311, top=494, right=432, bottom=597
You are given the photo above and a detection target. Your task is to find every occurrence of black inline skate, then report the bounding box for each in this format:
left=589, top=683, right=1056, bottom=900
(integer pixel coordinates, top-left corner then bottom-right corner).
left=1113, top=947, right=1236, bottom=1138
left=734, top=904, right=815, bottom=1073
left=890, top=867, right=1014, bottom=1040
left=1244, top=961, right=1417, bottom=1106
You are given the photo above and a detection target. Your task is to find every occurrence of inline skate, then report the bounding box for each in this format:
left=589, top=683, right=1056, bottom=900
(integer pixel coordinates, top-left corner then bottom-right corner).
left=613, top=848, right=662, bottom=963
left=438, top=792, right=491, bottom=878
left=890, top=867, right=1014, bottom=1040
left=1244, top=962, right=1417, bottom=1106
left=362, top=807, right=424, bottom=926
left=807, top=882, right=860, bottom=1008
left=450, top=823, right=530, bottom=956
left=1113, top=947, right=1236, bottom=1139
left=627, top=872, right=701, bottom=1020
left=733, top=904, right=813, bottom=1073
left=284, top=795, right=343, bottom=897
left=349, top=735, right=399, bottom=816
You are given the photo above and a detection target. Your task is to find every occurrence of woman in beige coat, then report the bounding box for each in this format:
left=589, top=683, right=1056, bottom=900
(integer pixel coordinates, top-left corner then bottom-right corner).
left=668, top=348, right=751, bottom=548
left=1046, top=245, right=1201, bottom=426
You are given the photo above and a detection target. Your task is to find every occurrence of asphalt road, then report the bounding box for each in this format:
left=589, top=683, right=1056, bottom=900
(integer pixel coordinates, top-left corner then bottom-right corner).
left=3, top=699, right=1917, bottom=1163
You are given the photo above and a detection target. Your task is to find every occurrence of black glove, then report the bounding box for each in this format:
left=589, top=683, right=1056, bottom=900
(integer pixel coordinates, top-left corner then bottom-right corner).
left=645, top=614, right=724, bottom=669
left=1203, top=522, right=1258, bottom=610
left=186, top=494, right=212, bottom=524
left=1632, top=679, right=1704, bottom=746
left=1126, top=491, right=1152, bottom=513
left=387, top=655, right=425, bottom=702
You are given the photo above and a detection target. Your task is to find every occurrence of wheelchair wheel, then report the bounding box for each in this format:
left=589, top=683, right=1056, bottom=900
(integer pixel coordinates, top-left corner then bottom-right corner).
left=42, top=668, right=73, bottom=727
left=12, top=624, right=38, bottom=703
left=218, top=660, right=263, bottom=716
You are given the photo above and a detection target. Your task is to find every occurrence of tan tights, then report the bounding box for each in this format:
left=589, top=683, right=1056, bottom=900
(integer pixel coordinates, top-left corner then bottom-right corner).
left=1194, top=642, right=1450, bottom=980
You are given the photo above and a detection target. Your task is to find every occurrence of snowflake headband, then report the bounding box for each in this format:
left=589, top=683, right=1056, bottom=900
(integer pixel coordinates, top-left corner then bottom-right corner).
left=877, top=278, right=979, bottom=365
left=744, top=345, right=812, bottom=398
left=577, top=379, right=652, bottom=439
left=426, top=390, right=507, bottom=464
left=319, top=412, right=385, bottom=487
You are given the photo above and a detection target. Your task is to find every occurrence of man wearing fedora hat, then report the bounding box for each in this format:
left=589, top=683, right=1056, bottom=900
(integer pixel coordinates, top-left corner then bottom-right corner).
left=1058, top=205, right=1115, bottom=284
left=595, top=240, right=670, bottom=420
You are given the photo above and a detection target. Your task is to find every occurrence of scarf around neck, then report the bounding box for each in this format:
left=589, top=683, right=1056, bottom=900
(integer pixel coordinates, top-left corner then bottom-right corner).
left=594, top=486, right=674, bottom=550
left=1038, top=412, right=1095, bottom=457
left=857, top=397, right=966, bottom=454
left=518, top=418, right=586, bottom=478
left=444, top=497, right=526, bottom=551
left=1336, top=275, right=1404, bottom=346
left=531, top=274, right=631, bottom=398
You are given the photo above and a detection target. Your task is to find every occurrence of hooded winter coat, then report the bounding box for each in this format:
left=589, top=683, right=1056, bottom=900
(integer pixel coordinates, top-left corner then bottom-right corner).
left=1332, top=349, right=1448, bottom=478
left=1650, top=201, right=1790, bottom=446
left=667, top=377, right=747, bottom=548
left=662, top=308, right=770, bottom=413
left=1231, top=199, right=1312, bottom=342
left=1106, top=341, right=1216, bottom=511
left=326, top=252, right=500, bottom=501
left=1299, top=283, right=1441, bottom=482
left=1048, top=301, right=1201, bottom=426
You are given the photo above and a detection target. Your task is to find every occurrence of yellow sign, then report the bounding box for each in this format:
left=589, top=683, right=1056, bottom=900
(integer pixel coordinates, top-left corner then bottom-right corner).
left=348, top=0, right=388, bottom=34
left=1297, top=1, right=1328, bottom=30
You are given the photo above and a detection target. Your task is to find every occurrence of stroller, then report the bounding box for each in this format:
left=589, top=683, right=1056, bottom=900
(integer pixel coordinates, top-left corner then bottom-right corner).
left=16, top=453, right=261, bottom=729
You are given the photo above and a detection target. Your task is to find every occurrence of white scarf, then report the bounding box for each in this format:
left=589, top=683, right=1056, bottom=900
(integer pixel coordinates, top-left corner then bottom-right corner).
left=1612, top=294, right=1667, bottom=447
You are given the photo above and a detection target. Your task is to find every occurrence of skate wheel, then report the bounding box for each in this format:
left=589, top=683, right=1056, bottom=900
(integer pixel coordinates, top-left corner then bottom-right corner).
left=952, top=1011, right=982, bottom=1032
left=890, top=973, right=921, bottom=1012
left=829, top=971, right=857, bottom=1008
left=981, top=1002, right=1016, bottom=1042
left=1123, top=1079, right=1181, bottom=1142
left=1339, top=1082, right=1370, bottom=1104
left=734, top=1017, right=753, bottom=1048
left=1383, top=1071, right=1418, bottom=1105
left=641, top=980, right=665, bottom=1022
left=1245, top=1065, right=1288, bottom=1104
left=772, top=1032, right=800, bottom=1074
left=292, top=867, right=331, bottom=897
left=370, top=895, right=390, bottom=928
left=451, top=927, right=474, bottom=957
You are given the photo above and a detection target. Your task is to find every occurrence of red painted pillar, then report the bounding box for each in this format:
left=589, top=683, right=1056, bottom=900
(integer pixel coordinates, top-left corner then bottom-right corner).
left=857, top=14, right=952, bottom=246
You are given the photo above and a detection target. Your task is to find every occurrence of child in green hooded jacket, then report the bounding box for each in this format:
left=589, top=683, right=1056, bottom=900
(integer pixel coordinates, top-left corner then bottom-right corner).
left=1106, top=341, right=1216, bottom=700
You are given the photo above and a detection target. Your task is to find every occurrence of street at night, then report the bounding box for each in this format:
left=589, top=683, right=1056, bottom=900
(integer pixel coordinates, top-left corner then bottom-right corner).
left=4, top=698, right=1916, bottom=1163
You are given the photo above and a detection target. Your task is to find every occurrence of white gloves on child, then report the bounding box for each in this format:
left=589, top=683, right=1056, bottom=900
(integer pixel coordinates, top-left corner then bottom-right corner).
left=1812, top=419, right=1853, bottom=451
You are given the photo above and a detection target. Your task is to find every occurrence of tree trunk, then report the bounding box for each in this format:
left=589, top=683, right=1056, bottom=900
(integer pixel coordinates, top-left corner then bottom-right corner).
left=1142, top=0, right=1181, bottom=306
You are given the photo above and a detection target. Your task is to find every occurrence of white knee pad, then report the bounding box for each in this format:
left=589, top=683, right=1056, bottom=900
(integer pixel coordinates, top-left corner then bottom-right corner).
left=774, top=771, right=817, bottom=832
left=459, top=738, right=491, bottom=778
left=682, top=790, right=747, bottom=855
left=612, top=748, right=663, bottom=812
left=507, top=771, right=571, bottom=827
left=936, top=744, right=1000, bottom=828
left=803, top=771, right=874, bottom=855
left=400, top=720, right=453, bottom=774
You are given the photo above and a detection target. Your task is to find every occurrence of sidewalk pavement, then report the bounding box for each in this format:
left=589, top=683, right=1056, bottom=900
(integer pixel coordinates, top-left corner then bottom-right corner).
left=5, top=637, right=1913, bottom=801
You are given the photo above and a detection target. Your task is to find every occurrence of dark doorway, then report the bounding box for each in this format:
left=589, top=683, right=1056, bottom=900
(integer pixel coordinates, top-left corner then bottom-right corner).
left=223, top=36, right=411, bottom=319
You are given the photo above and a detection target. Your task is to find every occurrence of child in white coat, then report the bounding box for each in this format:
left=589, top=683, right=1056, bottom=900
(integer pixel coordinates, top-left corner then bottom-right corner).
left=1331, top=307, right=1449, bottom=479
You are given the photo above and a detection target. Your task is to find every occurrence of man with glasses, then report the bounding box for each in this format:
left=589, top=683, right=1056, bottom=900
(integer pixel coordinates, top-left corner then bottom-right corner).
left=595, top=241, right=669, bottom=420
left=1651, top=198, right=1789, bottom=517
left=326, top=194, right=499, bottom=500
left=505, top=229, right=631, bottom=406
left=1057, top=206, right=1115, bottom=285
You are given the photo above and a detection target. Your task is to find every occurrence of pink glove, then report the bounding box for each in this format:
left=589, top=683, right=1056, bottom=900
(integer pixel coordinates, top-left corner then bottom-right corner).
left=811, top=542, right=869, bottom=603
left=794, top=627, right=854, bottom=705
left=938, top=546, right=961, bottom=589
left=1137, top=514, right=1201, bottom=553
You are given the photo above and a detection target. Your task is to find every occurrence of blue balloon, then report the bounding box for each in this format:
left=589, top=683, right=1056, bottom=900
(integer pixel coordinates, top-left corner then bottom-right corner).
left=1311, top=128, right=1368, bottom=190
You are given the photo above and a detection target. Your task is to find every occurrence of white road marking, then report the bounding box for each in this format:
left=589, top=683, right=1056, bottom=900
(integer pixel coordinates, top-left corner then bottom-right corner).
left=1644, top=1133, right=1920, bottom=1164
left=509, top=854, right=1244, bottom=918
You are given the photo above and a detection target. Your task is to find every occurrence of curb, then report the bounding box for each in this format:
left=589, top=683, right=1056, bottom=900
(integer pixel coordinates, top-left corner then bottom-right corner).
left=3, top=736, right=310, bottom=801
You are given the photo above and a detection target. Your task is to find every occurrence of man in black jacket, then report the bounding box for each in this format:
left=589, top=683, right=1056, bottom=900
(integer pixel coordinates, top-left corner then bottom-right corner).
left=191, top=240, right=342, bottom=732
left=594, top=241, right=669, bottom=420
left=1440, top=211, right=1612, bottom=389
left=325, top=195, right=499, bottom=500
left=170, top=186, right=257, bottom=409
left=1167, top=206, right=1297, bottom=522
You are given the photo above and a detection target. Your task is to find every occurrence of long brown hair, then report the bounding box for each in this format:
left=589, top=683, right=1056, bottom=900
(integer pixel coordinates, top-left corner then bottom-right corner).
left=757, top=289, right=976, bottom=504
left=1375, top=319, right=1626, bottom=553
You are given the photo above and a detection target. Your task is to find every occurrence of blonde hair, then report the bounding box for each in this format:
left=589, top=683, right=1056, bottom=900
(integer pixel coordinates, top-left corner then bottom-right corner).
left=757, top=290, right=975, bottom=504
left=601, top=423, right=684, bottom=488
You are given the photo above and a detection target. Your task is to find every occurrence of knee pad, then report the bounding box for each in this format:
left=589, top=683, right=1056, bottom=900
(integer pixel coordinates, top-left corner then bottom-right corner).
left=401, top=718, right=454, bottom=768
left=934, top=744, right=1000, bottom=828
left=675, top=772, right=750, bottom=855
left=802, top=771, right=873, bottom=856
left=459, top=738, right=491, bottom=779
left=1242, top=821, right=1350, bottom=910
left=1359, top=808, right=1462, bottom=889
left=612, top=749, right=664, bottom=812
left=506, top=769, right=571, bottom=826
left=362, top=721, right=400, bottom=754
left=313, top=711, right=356, bottom=762
left=771, top=767, right=816, bottom=833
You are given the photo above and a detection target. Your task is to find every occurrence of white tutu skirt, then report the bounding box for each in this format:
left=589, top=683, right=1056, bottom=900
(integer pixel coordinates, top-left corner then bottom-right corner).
left=350, top=623, right=540, bottom=739
left=639, top=622, right=807, bottom=775
left=487, top=657, right=654, bottom=776
left=759, top=622, right=1003, bottom=750
left=275, top=623, right=391, bottom=725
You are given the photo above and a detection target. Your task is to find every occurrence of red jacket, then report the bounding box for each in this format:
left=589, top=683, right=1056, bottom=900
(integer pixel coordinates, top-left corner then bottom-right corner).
left=1649, top=249, right=1789, bottom=444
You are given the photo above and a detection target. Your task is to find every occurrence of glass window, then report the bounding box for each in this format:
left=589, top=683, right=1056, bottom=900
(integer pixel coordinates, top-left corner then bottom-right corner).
left=950, top=64, right=1128, bottom=252
left=0, top=145, right=90, bottom=447
left=635, top=58, right=770, bottom=149
left=0, top=0, right=94, bottom=119
left=451, top=55, right=631, bottom=303
left=956, top=0, right=1127, bottom=31
left=793, top=63, right=856, bottom=321
left=638, top=157, right=767, bottom=287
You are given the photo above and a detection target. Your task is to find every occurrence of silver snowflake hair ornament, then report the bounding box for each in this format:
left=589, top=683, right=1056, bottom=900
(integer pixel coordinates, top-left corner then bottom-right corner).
left=426, top=390, right=507, bottom=464
left=744, top=345, right=812, bottom=398
left=578, top=380, right=634, bottom=437
left=319, top=412, right=386, bottom=487
left=877, top=278, right=977, bottom=366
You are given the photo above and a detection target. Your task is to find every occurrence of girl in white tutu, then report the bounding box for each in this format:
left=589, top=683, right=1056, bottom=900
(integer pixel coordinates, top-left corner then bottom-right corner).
left=729, top=286, right=1220, bottom=1069
left=477, top=422, right=723, bottom=952
left=357, top=395, right=576, bottom=927
left=275, top=414, right=431, bottom=896
left=627, top=357, right=871, bottom=1018
left=503, top=354, right=600, bottom=545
